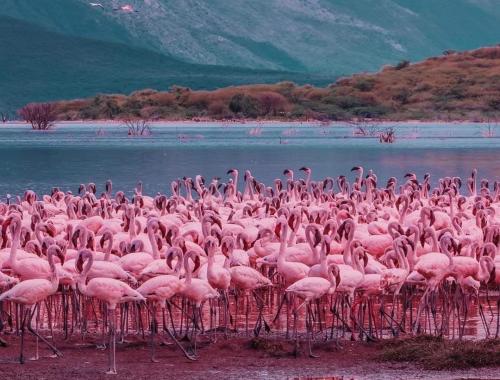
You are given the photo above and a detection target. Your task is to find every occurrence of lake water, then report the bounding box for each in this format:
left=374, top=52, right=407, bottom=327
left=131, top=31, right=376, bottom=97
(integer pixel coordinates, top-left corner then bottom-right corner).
left=0, top=122, right=499, bottom=198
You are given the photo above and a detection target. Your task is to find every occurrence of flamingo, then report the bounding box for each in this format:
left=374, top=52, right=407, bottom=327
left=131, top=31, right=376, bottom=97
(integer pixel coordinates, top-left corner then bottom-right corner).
left=76, top=249, right=145, bottom=374
left=136, top=247, right=195, bottom=362
left=0, top=245, right=63, bottom=363
left=286, top=263, right=339, bottom=357
left=179, top=250, right=219, bottom=356
left=276, top=218, right=310, bottom=286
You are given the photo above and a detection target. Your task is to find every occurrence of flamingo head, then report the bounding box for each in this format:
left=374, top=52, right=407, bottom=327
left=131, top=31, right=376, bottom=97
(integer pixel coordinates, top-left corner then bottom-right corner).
left=76, top=249, right=93, bottom=273
left=166, top=246, right=183, bottom=271
left=204, top=236, right=218, bottom=257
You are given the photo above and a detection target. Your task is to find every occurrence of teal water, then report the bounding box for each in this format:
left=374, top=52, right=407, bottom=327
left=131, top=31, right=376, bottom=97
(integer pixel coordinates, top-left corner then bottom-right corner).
left=0, top=122, right=499, bottom=198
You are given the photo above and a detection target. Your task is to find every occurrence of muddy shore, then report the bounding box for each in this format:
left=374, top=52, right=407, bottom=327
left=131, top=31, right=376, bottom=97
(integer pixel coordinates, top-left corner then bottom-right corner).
left=1, top=334, right=499, bottom=380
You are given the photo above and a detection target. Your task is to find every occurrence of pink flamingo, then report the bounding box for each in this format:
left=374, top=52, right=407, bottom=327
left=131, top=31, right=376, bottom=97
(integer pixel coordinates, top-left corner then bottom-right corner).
left=76, top=249, right=145, bottom=374
left=285, top=263, right=339, bottom=357
left=0, top=245, right=63, bottom=363
left=179, top=250, right=219, bottom=356
left=225, top=245, right=272, bottom=335
left=136, top=247, right=195, bottom=362
left=276, top=218, right=310, bottom=286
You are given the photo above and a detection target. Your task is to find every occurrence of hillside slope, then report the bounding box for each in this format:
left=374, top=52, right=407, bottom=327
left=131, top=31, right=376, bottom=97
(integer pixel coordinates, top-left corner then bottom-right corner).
left=1, top=0, right=499, bottom=74
left=0, top=16, right=329, bottom=113
left=49, top=46, right=500, bottom=121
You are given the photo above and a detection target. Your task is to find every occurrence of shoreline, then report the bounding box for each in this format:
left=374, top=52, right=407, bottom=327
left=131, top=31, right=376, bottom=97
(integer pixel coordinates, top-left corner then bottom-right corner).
left=1, top=334, right=499, bottom=380
left=2, top=119, right=499, bottom=127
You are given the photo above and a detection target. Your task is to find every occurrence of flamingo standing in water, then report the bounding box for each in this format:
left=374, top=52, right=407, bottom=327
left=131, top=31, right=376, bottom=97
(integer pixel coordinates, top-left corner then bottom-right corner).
left=286, top=263, right=340, bottom=357
left=76, top=249, right=145, bottom=374
left=225, top=242, right=272, bottom=335
left=0, top=245, right=63, bottom=363
left=136, top=247, right=195, bottom=361
left=179, top=250, right=219, bottom=356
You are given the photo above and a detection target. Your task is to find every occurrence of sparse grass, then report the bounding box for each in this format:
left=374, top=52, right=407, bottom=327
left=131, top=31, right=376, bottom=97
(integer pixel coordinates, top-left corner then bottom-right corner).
left=248, top=337, right=291, bottom=357
left=380, top=336, right=500, bottom=370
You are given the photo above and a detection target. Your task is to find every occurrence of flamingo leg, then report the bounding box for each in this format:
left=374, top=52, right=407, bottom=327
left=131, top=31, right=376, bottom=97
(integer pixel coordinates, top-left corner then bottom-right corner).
left=413, top=287, right=430, bottom=334
left=307, top=303, right=319, bottom=358
left=107, top=307, right=117, bottom=375
left=191, top=305, right=199, bottom=357
left=495, top=298, right=499, bottom=339
left=150, top=303, right=159, bottom=363
left=27, top=305, right=62, bottom=359
left=19, top=307, right=29, bottom=364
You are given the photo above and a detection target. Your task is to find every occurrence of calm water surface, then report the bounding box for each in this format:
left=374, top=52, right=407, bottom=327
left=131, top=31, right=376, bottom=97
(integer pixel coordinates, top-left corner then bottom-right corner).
left=0, top=122, right=499, bottom=198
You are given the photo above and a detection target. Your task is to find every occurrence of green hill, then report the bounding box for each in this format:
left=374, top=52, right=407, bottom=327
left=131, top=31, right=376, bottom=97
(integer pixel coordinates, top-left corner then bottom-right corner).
left=50, top=46, right=500, bottom=122
left=0, top=16, right=329, bottom=113
left=2, top=0, right=500, bottom=114
left=2, top=0, right=499, bottom=75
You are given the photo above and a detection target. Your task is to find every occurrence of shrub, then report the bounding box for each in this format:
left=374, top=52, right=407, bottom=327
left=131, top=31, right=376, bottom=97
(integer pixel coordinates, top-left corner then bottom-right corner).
left=395, top=60, right=410, bottom=70
left=331, top=95, right=368, bottom=109
left=101, top=98, right=121, bottom=119
left=392, top=88, right=411, bottom=105
left=18, top=103, right=56, bottom=130
left=208, top=101, right=231, bottom=119
left=380, top=336, right=500, bottom=370
left=487, top=97, right=500, bottom=109
left=256, top=92, right=289, bottom=116
left=354, top=78, right=376, bottom=92
left=229, top=93, right=260, bottom=118
left=352, top=105, right=389, bottom=118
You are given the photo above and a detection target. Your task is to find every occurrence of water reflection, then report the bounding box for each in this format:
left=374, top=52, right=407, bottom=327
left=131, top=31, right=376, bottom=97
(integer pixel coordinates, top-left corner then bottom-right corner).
left=0, top=122, right=498, bottom=198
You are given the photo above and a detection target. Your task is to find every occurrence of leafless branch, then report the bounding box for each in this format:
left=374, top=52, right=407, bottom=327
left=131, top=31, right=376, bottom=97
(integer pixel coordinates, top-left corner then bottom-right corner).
left=123, top=118, right=152, bottom=136
left=18, top=103, right=56, bottom=130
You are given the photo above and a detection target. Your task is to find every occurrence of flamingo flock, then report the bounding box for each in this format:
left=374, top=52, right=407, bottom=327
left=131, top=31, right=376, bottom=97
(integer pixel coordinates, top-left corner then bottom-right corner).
left=0, top=167, right=499, bottom=372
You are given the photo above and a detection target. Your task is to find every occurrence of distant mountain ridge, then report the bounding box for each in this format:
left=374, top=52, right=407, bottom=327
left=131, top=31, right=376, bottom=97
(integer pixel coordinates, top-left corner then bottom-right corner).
left=49, top=46, right=500, bottom=122
left=2, top=0, right=499, bottom=74
left=0, top=15, right=328, bottom=113
left=1, top=0, right=499, bottom=113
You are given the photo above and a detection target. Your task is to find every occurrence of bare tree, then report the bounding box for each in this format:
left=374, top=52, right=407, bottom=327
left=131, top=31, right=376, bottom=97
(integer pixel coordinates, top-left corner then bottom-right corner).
left=124, top=119, right=152, bottom=136
left=18, top=103, right=56, bottom=130
left=379, top=127, right=396, bottom=143
left=0, top=111, right=9, bottom=123
left=351, top=121, right=379, bottom=137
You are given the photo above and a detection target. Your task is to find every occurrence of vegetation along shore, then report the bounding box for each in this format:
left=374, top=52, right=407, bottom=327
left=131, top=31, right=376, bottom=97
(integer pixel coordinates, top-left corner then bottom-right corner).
left=9, top=46, right=499, bottom=125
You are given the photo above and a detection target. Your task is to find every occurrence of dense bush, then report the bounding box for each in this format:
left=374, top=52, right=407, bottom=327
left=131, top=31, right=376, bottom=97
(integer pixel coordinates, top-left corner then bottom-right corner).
left=395, top=60, right=410, bottom=70
left=229, top=94, right=260, bottom=118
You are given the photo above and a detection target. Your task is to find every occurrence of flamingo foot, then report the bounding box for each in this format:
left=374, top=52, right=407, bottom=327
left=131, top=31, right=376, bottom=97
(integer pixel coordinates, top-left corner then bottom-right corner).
left=293, top=340, right=300, bottom=357
left=106, top=369, right=117, bottom=375
left=309, top=351, right=320, bottom=359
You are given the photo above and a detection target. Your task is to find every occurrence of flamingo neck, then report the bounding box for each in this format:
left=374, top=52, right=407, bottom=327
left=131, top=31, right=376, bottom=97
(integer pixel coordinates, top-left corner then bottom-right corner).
left=148, top=226, right=159, bottom=260
left=104, top=236, right=113, bottom=261
left=343, top=230, right=353, bottom=265
left=398, top=198, right=408, bottom=224
left=129, top=212, right=136, bottom=239
left=278, top=225, right=288, bottom=266
left=9, top=225, right=20, bottom=270
left=77, top=255, right=93, bottom=296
